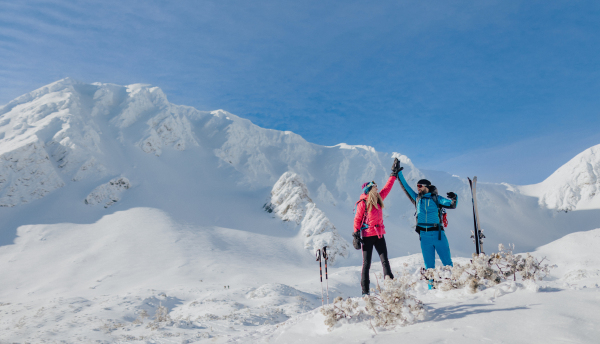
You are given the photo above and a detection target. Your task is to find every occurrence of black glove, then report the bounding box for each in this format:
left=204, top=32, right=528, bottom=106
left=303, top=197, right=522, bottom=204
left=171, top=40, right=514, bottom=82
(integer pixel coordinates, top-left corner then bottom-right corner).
left=447, top=192, right=457, bottom=199
left=390, top=158, right=403, bottom=177
left=352, top=231, right=363, bottom=250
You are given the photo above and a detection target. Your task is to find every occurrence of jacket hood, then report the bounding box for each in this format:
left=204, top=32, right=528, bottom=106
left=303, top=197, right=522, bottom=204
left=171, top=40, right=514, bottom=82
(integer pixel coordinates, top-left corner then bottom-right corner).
left=428, top=185, right=438, bottom=195
left=421, top=185, right=437, bottom=198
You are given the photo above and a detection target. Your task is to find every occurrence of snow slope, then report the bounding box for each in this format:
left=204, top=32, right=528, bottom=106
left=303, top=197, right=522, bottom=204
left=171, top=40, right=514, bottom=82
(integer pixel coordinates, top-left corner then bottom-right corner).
left=0, top=79, right=599, bottom=342
left=0, top=209, right=598, bottom=343
left=519, top=143, right=600, bottom=212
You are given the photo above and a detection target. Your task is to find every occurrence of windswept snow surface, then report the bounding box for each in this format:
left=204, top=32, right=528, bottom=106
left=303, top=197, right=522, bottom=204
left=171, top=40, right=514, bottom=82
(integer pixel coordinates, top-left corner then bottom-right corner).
left=0, top=79, right=599, bottom=342
left=0, top=212, right=599, bottom=343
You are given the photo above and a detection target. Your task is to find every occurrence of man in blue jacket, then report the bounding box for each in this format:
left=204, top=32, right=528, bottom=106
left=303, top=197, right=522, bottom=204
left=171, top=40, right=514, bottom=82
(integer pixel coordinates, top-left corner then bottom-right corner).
left=396, top=166, right=457, bottom=272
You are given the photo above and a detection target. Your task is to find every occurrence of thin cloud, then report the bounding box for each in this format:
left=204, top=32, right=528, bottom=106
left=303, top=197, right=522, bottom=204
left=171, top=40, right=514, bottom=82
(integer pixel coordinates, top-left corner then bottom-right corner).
left=0, top=0, right=599, bottom=186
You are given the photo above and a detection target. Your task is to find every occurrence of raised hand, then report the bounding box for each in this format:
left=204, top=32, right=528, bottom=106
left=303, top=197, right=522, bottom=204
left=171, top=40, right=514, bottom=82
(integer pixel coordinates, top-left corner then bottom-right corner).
left=390, top=158, right=403, bottom=177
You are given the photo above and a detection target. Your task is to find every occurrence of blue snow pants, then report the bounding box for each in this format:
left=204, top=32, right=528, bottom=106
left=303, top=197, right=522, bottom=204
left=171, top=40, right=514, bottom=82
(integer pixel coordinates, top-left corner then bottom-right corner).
left=419, top=229, right=453, bottom=270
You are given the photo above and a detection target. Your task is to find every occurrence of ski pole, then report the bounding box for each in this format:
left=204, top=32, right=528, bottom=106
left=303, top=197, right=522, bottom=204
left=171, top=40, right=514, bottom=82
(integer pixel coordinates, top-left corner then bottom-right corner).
left=316, top=249, right=324, bottom=306
left=322, top=246, right=329, bottom=305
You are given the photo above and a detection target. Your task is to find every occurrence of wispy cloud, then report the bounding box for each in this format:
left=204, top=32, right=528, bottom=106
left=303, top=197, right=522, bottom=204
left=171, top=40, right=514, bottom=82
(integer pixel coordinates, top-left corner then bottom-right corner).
left=1, top=0, right=599, bottom=184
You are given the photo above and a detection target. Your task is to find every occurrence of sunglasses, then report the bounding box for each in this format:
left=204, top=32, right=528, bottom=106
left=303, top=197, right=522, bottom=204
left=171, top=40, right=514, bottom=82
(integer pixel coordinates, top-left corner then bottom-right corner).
left=417, top=184, right=428, bottom=188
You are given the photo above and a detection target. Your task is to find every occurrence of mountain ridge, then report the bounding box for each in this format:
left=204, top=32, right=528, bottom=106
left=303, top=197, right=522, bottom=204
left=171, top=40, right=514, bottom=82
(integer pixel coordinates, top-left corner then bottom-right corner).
left=0, top=78, right=599, bottom=260
left=518, top=143, right=600, bottom=212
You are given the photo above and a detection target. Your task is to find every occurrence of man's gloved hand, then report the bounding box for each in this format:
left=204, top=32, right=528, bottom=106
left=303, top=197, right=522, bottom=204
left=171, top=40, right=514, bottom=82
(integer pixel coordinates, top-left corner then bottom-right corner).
left=390, top=158, right=403, bottom=177
left=352, top=231, right=363, bottom=250
left=447, top=192, right=457, bottom=199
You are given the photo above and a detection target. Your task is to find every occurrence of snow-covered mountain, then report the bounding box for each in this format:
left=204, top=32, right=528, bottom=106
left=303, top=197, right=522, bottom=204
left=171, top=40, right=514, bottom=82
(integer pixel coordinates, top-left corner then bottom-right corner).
left=0, top=78, right=427, bottom=256
left=518, top=144, right=600, bottom=212
left=1, top=78, right=599, bottom=257
left=1, top=79, right=599, bottom=343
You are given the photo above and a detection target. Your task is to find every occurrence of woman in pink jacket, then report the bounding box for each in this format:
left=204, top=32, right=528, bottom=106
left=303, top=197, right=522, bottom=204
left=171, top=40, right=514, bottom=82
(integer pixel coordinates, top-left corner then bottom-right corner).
left=353, top=158, right=401, bottom=296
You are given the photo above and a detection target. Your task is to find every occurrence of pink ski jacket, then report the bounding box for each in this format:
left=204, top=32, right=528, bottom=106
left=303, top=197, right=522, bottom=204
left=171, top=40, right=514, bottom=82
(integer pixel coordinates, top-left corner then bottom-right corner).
left=353, top=176, right=395, bottom=238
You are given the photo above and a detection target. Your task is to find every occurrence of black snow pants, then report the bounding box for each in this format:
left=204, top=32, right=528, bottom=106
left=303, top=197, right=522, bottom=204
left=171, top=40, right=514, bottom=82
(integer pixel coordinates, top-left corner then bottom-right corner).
left=361, top=235, right=394, bottom=294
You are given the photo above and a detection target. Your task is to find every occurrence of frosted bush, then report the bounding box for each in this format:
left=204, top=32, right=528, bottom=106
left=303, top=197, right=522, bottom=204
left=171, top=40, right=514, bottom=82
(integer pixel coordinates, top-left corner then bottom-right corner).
left=486, top=244, right=553, bottom=282
left=146, top=304, right=173, bottom=331
left=321, top=296, right=360, bottom=330
left=100, top=320, right=126, bottom=333
left=364, top=275, right=426, bottom=329
left=154, top=305, right=171, bottom=322
left=321, top=268, right=425, bottom=332
left=132, top=309, right=149, bottom=325
left=422, top=243, right=553, bottom=293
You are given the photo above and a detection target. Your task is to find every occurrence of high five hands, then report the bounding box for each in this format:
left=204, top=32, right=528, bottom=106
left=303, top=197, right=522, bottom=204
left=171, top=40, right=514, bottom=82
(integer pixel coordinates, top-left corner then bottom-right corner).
left=390, top=157, right=403, bottom=177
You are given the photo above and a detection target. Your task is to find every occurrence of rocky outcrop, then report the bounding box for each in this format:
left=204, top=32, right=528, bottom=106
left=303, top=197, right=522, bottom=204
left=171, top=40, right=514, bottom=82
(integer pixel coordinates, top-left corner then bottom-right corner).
left=0, top=140, right=65, bottom=207
left=267, top=172, right=349, bottom=263
left=84, top=177, right=131, bottom=208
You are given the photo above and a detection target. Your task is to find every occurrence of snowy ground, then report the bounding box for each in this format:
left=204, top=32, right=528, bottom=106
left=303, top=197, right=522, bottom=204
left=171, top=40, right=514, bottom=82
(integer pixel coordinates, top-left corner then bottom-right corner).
left=1, top=208, right=599, bottom=343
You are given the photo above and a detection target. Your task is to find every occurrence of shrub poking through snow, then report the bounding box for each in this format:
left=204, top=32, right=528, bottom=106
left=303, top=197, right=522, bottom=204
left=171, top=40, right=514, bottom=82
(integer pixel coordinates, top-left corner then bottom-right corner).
left=321, top=296, right=361, bottom=330
left=321, top=269, right=425, bottom=332
left=363, top=274, right=426, bottom=329
left=146, top=304, right=172, bottom=331
left=421, top=244, right=554, bottom=293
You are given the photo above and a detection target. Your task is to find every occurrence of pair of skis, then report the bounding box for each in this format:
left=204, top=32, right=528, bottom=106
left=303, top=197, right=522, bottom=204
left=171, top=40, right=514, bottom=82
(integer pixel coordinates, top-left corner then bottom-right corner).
left=468, top=177, right=485, bottom=255
left=316, top=247, right=329, bottom=306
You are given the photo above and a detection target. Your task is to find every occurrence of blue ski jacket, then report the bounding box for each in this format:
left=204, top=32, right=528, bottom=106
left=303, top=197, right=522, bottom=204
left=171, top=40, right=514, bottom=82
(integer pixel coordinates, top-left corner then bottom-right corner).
left=397, top=171, right=457, bottom=228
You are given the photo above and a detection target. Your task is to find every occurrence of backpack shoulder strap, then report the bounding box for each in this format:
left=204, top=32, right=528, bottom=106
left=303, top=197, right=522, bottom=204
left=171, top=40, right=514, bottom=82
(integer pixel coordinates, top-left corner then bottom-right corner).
left=357, top=199, right=369, bottom=231
left=354, top=199, right=366, bottom=210
left=431, top=194, right=444, bottom=225
left=432, top=194, right=440, bottom=207
left=354, top=199, right=368, bottom=216
left=355, top=199, right=367, bottom=208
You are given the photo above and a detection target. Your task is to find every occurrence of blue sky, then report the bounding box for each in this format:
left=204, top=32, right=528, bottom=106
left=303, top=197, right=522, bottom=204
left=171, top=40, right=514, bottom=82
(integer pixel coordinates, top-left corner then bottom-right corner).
left=1, top=0, right=599, bottom=184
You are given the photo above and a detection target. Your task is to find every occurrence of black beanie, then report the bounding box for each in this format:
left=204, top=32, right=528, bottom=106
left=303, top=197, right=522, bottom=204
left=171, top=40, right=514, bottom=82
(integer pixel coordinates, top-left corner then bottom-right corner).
left=417, top=179, right=431, bottom=186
